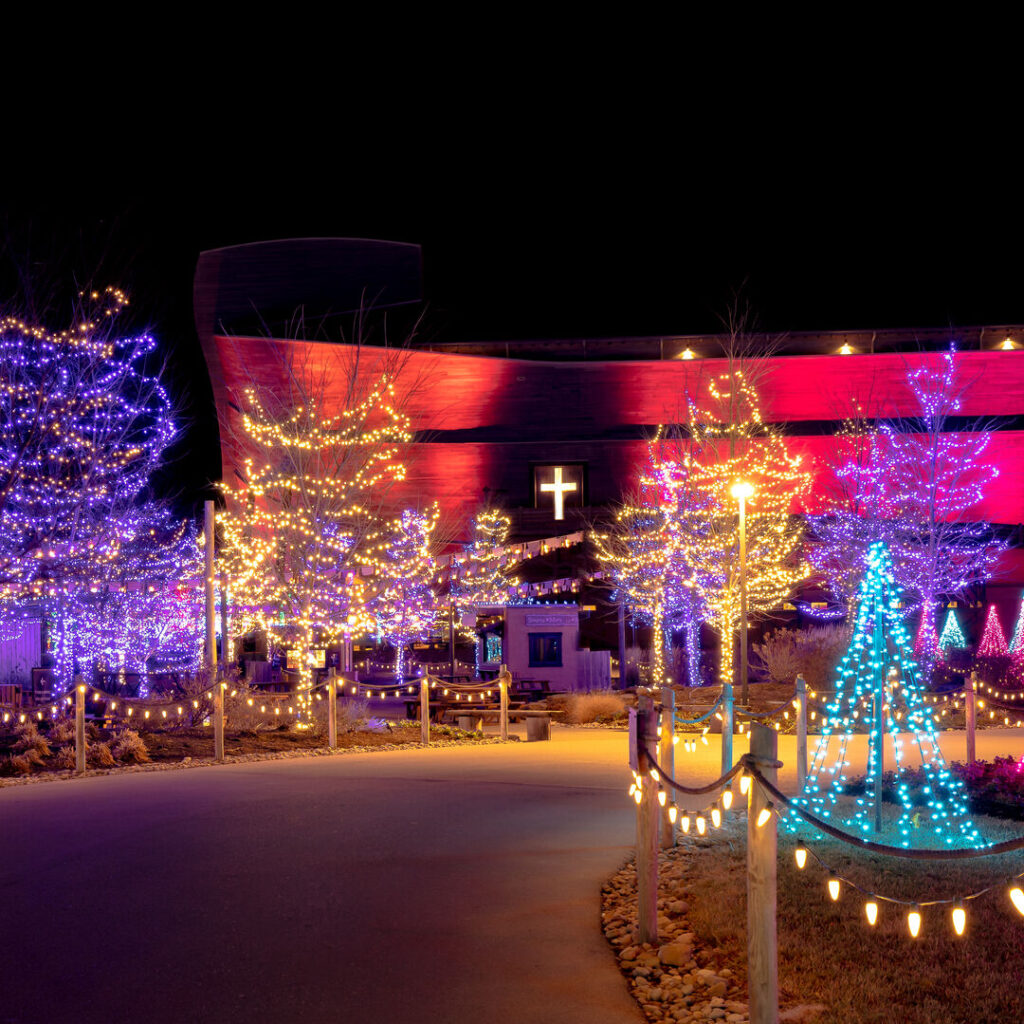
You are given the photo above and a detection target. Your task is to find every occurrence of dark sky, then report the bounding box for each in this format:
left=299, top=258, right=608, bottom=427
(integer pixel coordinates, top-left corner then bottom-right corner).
left=3, top=164, right=1021, bottom=513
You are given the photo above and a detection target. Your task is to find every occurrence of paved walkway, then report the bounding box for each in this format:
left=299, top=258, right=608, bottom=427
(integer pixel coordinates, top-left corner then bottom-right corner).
left=2, top=725, right=1022, bottom=1024
left=0, top=728, right=644, bottom=1024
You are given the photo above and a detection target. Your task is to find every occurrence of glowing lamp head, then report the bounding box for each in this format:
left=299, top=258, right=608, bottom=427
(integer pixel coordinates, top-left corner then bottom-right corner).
left=711, top=804, right=722, bottom=828
left=952, top=903, right=966, bottom=936
left=679, top=347, right=696, bottom=360
left=681, top=815, right=691, bottom=834
left=740, top=774, right=750, bottom=795
left=756, top=804, right=773, bottom=828
left=1010, top=887, right=1024, bottom=916
left=794, top=841, right=807, bottom=870
left=1001, top=337, right=1016, bottom=351
left=668, top=804, right=678, bottom=824
left=865, top=901, right=878, bottom=926
left=827, top=874, right=841, bottom=901
left=696, top=815, right=707, bottom=835
left=722, top=787, right=734, bottom=811
left=838, top=343, right=854, bottom=355
left=658, top=789, right=667, bottom=807
left=731, top=481, right=754, bottom=501
left=908, top=906, right=922, bottom=938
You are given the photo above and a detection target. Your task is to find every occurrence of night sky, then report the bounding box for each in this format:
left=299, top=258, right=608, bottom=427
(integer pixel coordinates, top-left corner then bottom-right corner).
left=3, top=166, right=1020, bottom=516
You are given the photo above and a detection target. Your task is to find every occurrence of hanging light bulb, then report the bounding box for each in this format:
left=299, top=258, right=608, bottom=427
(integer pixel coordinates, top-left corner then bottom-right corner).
left=658, top=789, right=667, bottom=807
left=1009, top=887, right=1024, bottom=916
left=794, top=841, right=807, bottom=869
left=634, top=787, right=643, bottom=806
left=952, top=903, right=966, bottom=936
left=756, top=803, right=774, bottom=828
left=681, top=815, right=691, bottom=833
left=722, top=787, right=734, bottom=811
left=668, top=804, right=678, bottom=824
left=696, top=815, right=707, bottom=835
left=711, top=803, right=722, bottom=828
left=865, top=901, right=878, bottom=925
left=907, top=906, right=922, bottom=938
left=827, top=874, right=841, bottom=901
left=740, top=774, right=750, bottom=795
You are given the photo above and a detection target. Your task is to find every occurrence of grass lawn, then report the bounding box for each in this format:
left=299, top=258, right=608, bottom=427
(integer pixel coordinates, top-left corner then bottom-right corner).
left=681, top=806, right=1024, bottom=1024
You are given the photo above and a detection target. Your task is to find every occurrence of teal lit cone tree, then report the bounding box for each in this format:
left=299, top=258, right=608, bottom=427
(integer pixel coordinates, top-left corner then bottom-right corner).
left=790, top=541, right=982, bottom=848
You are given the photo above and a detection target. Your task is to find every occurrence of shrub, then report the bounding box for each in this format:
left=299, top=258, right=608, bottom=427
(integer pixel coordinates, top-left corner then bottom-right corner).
left=5, top=754, right=34, bottom=774
left=53, top=746, right=76, bottom=770
left=88, top=742, right=116, bottom=768
left=12, top=722, right=52, bottom=760
left=111, top=729, right=150, bottom=763
left=564, top=692, right=627, bottom=724
left=752, top=624, right=851, bottom=691
left=307, top=696, right=368, bottom=736
left=48, top=719, right=76, bottom=746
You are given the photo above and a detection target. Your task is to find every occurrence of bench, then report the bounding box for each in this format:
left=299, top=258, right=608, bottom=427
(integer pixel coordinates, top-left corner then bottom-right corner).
left=442, top=707, right=563, bottom=741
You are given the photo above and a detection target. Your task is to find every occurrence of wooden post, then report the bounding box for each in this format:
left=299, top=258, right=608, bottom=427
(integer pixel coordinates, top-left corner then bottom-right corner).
left=499, top=664, right=509, bottom=741
left=721, top=680, right=734, bottom=777
left=659, top=685, right=676, bottom=848
left=795, top=674, right=808, bottom=791
left=328, top=668, right=337, bottom=748
left=747, top=723, right=778, bottom=1024
left=75, top=675, right=86, bottom=774
left=420, top=677, right=430, bottom=745
left=965, top=671, right=977, bottom=764
left=203, top=500, right=217, bottom=671
left=636, top=691, right=660, bottom=945
left=213, top=677, right=225, bottom=763
left=618, top=597, right=627, bottom=689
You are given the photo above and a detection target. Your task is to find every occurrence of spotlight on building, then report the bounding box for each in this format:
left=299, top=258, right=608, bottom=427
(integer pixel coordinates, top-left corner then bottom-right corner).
left=1000, top=337, right=1017, bottom=351
left=838, top=343, right=855, bottom=355
left=678, top=348, right=697, bottom=360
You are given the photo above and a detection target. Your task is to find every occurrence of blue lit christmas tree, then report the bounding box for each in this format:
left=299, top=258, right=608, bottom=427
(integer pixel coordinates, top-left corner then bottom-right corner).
left=938, top=608, right=967, bottom=654
left=789, top=541, right=982, bottom=848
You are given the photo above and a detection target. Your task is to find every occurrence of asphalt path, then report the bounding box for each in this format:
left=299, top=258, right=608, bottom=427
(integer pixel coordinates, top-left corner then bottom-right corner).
left=0, top=728, right=645, bottom=1024
left=3, top=725, right=1022, bottom=1024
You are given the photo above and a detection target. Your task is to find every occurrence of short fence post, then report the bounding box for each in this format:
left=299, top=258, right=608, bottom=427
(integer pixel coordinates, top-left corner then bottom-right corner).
left=420, top=676, right=430, bottom=746
left=499, top=664, right=509, bottom=742
left=965, top=671, right=977, bottom=764
left=75, top=675, right=86, bottom=774
left=747, top=723, right=778, bottom=1024
left=659, top=684, right=676, bottom=848
left=327, top=668, right=337, bottom=749
left=795, top=674, right=808, bottom=790
left=721, top=680, right=734, bottom=776
left=214, top=677, right=225, bottom=763
left=636, top=691, right=660, bottom=945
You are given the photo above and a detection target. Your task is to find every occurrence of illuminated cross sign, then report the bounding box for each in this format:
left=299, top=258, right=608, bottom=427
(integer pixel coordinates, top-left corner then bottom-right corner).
left=536, top=465, right=580, bottom=520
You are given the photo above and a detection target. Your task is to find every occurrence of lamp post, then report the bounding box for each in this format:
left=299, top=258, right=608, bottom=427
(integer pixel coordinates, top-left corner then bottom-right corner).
left=731, top=481, right=754, bottom=706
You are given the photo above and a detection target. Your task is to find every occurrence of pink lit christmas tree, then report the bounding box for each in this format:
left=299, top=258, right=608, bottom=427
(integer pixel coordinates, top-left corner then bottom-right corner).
left=977, top=604, right=1008, bottom=658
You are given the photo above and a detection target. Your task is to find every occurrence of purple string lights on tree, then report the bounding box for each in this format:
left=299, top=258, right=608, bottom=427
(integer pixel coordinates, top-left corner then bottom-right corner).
left=0, top=289, right=177, bottom=691
left=809, top=346, right=1004, bottom=676
left=376, top=505, right=440, bottom=681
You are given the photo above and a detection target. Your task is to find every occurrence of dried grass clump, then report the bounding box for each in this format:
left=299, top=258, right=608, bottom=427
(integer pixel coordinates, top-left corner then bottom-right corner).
left=7, top=753, right=34, bottom=774
left=111, top=729, right=150, bottom=763
left=12, top=722, right=52, bottom=759
left=308, top=696, right=368, bottom=736
left=53, top=746, right=76, bottom=770
left=564, top=692, right=627, bottom=724
left=88, top=742, right=116, bottom=767
left=48, top=719, right=76, bottom=746
left=753, top=624, right=852, bottom=690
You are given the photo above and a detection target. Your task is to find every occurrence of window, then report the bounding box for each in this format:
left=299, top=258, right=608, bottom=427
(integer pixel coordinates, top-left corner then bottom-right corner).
left=528, top=632, right=563, bottom=667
